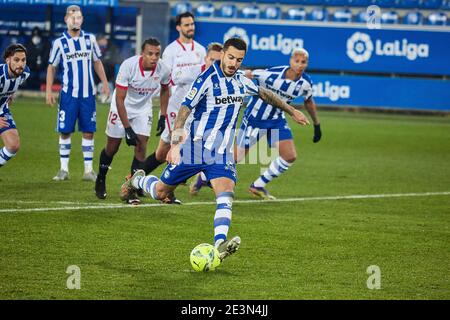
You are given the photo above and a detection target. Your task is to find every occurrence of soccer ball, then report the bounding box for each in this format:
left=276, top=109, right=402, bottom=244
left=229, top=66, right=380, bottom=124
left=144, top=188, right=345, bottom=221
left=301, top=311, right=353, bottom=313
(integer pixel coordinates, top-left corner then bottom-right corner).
left=190, top=243, right=221, bottom=272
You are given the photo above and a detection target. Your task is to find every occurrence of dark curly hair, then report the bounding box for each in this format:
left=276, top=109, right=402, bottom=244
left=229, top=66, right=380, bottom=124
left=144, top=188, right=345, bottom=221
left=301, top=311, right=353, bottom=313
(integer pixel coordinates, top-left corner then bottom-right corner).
left=3, top=43, right=27, bottom=60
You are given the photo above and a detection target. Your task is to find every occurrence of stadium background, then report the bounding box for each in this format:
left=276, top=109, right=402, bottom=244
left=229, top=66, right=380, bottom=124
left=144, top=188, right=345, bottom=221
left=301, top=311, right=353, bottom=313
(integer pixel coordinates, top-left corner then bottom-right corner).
left=0, top=0, right=449, bottom=301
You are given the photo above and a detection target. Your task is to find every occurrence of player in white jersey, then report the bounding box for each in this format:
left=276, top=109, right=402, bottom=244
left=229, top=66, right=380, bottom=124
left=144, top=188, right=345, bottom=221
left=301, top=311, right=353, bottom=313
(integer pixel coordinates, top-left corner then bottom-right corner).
left=120, top=38, right=310, bottom=265
left=46, top=5, right=110, bottom=182
left=94, top=38, right=170, bottom=201
left=191, top=48, right=322, bottom=200
left=0, top=44, right=29, bottom=169
left=142, top=12, right=206, bottom=188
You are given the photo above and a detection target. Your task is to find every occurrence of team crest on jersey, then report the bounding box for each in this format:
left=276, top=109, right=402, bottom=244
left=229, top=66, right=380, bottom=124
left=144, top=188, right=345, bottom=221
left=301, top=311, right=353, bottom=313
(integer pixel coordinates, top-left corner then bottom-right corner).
left=187, top=87, right=197, bottom=100
left=86, top=38, right=91, bottom=46
left=213, top=83, right=220, bottom=89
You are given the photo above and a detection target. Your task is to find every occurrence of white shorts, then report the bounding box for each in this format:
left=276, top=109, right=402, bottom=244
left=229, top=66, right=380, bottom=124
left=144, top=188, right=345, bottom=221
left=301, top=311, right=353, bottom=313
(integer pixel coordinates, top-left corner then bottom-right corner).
left=160, top=85, right=189, bottom=143
left=105, top=109, right=153, bottom=138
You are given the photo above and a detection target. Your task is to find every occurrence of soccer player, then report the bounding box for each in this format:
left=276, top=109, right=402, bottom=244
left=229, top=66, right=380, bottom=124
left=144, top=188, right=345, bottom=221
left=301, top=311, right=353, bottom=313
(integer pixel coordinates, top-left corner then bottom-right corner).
left=0, top=44, right=30, bottom=169
left=191, top=48, right=322, bottom=200
left=142, top=12, right=206, bottom=186
left=94, top=38, right=170, bottom=202
left=46, top=5, right=110, bottom=181
left=120, top=38, right=309, bottom=263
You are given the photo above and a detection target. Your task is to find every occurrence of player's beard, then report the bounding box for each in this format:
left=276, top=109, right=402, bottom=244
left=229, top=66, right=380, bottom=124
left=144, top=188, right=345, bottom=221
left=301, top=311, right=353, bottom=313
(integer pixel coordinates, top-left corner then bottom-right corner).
left=9, top=65, right=23, bottom=78
left=182, top=30, right=194, bottom=40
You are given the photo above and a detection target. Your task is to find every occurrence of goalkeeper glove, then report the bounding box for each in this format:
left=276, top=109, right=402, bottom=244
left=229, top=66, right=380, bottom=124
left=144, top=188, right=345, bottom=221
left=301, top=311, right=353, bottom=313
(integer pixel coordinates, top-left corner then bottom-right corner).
left=156, top=114, right=166, bottom=136
left=313, top=124, right=322, bottom=143
left=125, top=127, right=138, bottom=146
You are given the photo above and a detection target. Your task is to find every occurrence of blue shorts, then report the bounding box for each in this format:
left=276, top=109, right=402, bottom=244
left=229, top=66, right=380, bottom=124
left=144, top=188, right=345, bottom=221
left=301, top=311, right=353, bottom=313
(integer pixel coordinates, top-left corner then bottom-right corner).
left=0, top=107, right=17, bottom=134
left=56, top=91, right=96, bottom=133
left=160, top=162, right=237, bottom=186
left=236, top=116, right=293, bottom=149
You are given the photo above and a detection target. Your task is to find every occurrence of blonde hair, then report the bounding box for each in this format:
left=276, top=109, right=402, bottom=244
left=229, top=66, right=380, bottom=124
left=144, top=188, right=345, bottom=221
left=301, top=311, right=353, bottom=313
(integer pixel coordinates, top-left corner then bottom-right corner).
left=291, top=48, right=309, bottom=59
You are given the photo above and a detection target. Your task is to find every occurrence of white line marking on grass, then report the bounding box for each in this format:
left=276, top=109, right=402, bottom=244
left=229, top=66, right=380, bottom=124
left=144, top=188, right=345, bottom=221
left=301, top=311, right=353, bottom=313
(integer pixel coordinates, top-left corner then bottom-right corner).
left=1, top=191, right=449, bottom=213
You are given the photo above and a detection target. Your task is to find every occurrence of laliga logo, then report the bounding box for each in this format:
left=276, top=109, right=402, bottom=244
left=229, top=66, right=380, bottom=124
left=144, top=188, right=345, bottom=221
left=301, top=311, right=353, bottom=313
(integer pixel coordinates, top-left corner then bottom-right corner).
left=346, top=32, right=373, bottom=63
left=347, top=32, right=429, bottom=63
left=223, top=27, right=303, bottom=55
left=313, top=81, right=350, bottom=102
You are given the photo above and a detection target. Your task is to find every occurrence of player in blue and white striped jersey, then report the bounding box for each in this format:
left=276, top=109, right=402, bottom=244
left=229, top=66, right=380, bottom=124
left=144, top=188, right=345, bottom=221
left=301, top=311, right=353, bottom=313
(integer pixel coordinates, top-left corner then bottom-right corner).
left=237, top=48, right=322, bottom=200
left=0, top=44, right=29, bottom=169
left=120, top=38, right=310, bottom=265
left=46, top=5, right=110, bottom=182
left=192, top=48, right=322, bottom=200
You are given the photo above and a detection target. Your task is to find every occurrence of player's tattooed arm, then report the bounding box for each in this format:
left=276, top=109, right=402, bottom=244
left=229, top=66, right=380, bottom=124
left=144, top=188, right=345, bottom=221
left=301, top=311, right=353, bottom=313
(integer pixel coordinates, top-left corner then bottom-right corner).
left=171, top=105, right=191, bottom=145
left=258, top=87, right=310, bottom=125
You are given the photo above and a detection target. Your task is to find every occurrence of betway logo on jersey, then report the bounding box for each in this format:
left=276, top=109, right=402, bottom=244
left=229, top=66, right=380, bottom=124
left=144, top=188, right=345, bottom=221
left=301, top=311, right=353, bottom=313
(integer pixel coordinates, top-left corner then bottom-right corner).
left=313, top=81, right=350, bottom=102
left=65, top=51, right=90, bottom=60
left=347, top=32, right=429, bottom=63
left=215, top=95, right=244, bottom=105
left=223, top=27, right=303, bottom=55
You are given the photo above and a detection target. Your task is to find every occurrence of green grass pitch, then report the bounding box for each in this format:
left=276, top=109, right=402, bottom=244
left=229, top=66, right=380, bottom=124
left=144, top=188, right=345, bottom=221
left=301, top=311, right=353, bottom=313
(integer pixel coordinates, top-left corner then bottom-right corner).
left=0, top=97, right=449, bottom=299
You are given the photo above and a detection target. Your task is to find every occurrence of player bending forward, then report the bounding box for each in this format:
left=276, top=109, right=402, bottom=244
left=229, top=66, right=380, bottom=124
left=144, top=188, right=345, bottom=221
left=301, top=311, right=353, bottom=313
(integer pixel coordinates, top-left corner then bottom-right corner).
left=120, top=38, right=309, bottom=263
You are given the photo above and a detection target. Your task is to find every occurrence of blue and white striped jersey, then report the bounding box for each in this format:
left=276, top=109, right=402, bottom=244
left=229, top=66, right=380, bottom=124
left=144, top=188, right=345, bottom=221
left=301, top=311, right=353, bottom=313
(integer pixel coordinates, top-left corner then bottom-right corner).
left=181, top=61, right=259, bottom=162
left=0, top=63, right=30, bottom=114
left=48, top=30, right=101, bottom=98
left=244, top=66, right=313, bottom=123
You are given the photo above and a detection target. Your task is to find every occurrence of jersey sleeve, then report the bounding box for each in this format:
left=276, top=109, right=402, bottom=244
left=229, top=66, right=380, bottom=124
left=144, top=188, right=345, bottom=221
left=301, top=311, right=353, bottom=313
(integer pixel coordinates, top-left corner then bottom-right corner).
left=115, top=60, right=131, bottom=90
left=91, top=35, right=102, bottom=62
left=48, top=40, right=62, bottom=66
left=302, top=78, right=313, bottom=101
left=240, top=75, right=259, bottom=96
left=181, top=74, right=209, bottom=110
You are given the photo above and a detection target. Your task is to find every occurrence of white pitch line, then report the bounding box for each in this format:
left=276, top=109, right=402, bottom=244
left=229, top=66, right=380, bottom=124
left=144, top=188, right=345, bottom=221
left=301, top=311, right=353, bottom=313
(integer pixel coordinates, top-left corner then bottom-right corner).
left=0, top=191, right=449, bottom=214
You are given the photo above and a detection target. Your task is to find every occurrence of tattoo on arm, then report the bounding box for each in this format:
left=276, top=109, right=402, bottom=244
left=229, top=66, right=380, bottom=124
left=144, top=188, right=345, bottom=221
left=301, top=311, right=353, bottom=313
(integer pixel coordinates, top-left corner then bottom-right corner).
left=258, top=87, right=294, bottom=116
left=171, top=105, right=192, bottom=145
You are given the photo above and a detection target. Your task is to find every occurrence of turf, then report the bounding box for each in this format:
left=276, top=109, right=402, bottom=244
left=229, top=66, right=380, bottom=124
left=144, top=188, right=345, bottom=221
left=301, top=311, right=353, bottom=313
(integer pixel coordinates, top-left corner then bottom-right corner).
left=0, top=97, right=449, bottom=299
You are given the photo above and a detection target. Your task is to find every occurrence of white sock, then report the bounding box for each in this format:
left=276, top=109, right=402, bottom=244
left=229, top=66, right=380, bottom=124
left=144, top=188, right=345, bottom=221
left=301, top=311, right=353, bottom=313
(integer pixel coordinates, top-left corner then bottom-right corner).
left=82, top=138, right=94, bottom=173
left=59, top=137, right=71, bottom=172
left=253, top=157, right=292, bottom=188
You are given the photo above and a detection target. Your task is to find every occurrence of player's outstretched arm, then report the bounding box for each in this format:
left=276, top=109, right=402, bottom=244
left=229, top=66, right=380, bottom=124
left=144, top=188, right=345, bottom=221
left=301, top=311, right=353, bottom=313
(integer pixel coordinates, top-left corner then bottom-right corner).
left=46, top=65, right=57, bottom=107
left=156, top=83, right=170, bottom=136
left=94, top=60, right=111, bottom=99
left=258, top=87, right=310, bottom=126
left=304, top=97, right=322, bottom=143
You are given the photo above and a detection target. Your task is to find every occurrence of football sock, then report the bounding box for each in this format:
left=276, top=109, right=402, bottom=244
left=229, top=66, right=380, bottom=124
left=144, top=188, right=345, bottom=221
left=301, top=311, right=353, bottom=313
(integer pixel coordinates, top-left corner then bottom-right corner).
left=82, top=138, right=94, bottom=173
left=144, top=152, right=164, bottom=174
left=98, top=148, right=113, bottom=180
left=131, top=156, right=145, bottom=174
left=253, top=156, right=292, bottom=188
left=59, top=136, right=71, bottom=172
left=0, top=147, right=16, bottom=167
left=214, top=192, right=234, bottom=248
left=134, top=175, right=160, bottom=200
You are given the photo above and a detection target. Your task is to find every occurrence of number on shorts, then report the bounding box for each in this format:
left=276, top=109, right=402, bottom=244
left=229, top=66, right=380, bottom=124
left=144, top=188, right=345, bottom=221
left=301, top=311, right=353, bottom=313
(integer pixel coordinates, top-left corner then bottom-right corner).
left=109, top=111, right=118, bottom=125
left=59, top=110, right=66, bottom=122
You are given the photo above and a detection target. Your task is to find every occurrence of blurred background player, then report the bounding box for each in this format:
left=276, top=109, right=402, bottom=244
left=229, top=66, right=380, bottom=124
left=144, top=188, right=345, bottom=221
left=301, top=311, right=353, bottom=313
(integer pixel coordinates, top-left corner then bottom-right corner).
left=191, top=48, right=322, bottom=199
left=120, top=38, right=310, bottom=263
left=46, top=5, right=111, bottom=182
left=142, top=12, right=206, bottom=191
left=94, top=38, right=170, bottom=202
left=0, top=44, right=29, bottom=169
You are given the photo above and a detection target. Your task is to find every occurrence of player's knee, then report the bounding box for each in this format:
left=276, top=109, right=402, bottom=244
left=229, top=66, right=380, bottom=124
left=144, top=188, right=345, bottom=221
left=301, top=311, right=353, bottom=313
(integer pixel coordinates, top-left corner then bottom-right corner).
left=9, top=142, right=20, bottom=154
left=283, top=154, right=297, bottom=163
